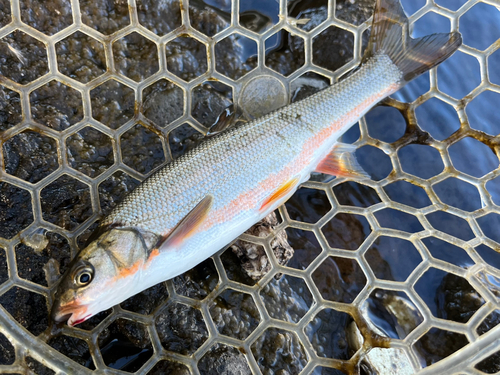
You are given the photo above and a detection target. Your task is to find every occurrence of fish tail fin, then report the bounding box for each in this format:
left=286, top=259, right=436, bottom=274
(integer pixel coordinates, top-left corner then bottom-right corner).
left=363, top=0, right=462, bottom=84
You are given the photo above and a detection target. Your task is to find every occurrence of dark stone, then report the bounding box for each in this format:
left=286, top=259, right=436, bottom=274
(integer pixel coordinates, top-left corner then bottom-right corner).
left=155, top=302, right=208, bottom=355
left=198, top=344, right=251, bottom=375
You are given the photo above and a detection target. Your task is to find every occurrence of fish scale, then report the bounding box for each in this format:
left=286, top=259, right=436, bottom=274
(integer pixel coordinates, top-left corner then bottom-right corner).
left=103, top=54, right=401, bottom=237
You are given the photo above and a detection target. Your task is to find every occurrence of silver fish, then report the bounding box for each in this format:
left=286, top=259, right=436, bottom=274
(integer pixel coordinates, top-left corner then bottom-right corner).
left=51, top=0, right=461, bottom=327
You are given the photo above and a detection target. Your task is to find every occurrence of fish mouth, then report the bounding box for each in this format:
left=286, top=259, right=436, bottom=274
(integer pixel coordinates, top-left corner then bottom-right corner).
left=51, top=299, right=90, bottom=327
left=53, top=311, right=73, bottom=323
left=52, top=310, right=92, bottom=327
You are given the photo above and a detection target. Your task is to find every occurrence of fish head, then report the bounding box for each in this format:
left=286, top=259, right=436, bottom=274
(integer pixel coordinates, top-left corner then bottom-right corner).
left=51, top=228, right=151, bottom=327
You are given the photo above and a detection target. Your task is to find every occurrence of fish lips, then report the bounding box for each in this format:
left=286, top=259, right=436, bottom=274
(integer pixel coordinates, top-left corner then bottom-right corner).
left=51, top=299, right=90, bottom=327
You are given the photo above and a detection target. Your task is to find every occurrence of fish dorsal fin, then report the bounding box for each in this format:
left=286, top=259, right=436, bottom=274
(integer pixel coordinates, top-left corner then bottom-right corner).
left=315, top=144, right=370, bottom=179
left=157, top=195, right=213, bottom=252
left=260, top=177, right=300, bottom=213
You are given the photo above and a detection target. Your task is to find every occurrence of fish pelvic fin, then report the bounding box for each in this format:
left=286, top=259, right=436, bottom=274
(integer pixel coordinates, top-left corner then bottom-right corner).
left=316, top=144, right=370, bottom=179
left=363, top=0, right=462, bottom=84
left=260, top=177, right=300, bottom=213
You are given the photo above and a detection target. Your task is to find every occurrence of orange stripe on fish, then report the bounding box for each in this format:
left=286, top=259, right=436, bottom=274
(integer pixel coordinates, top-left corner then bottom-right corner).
left=195, top=85, right=398, bottom=234
left=147, top=248, right=160, bottom=262
left=51, top=0, right=463, bottom=328
left=115, top=259, right=143, bottom=280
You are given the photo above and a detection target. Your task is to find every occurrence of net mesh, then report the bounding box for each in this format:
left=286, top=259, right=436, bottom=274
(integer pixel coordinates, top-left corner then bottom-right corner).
left=0, top=0, right=500, bottom=373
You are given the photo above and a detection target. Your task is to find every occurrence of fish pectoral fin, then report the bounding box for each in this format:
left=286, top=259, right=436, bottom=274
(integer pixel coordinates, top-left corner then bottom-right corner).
left=315, top=143, right=370, bottom=179
left=260, top=177, right=300, bottom=213
left=158, top=195, right=214, bottom=252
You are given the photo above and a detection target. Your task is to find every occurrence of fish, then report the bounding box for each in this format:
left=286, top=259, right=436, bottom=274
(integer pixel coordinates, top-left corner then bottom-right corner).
left=51, top=0, right=462, bottom=327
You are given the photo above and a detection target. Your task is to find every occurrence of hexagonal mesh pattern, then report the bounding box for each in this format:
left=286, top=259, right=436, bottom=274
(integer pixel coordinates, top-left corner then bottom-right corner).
left=0, top=0, right=499, bottom=374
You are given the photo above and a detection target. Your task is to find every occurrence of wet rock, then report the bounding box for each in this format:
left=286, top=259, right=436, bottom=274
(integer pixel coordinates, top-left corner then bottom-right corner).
left=0, top=1, right=11, bottom=27
left=112, top=32, right=159, bottom=82
left=210, top=289, right=261, bottom=340
left=143, top=79, right=184, bottom=128
left=0, top=182, right=33, bottom=240
left=120, top=283, right=169, bottom=315
left=305, top=308, right=356, bottom=360
left=150, top=360, right=192, bottom=375
left=0, top=332, right=15, bottom=365
left=137, top=0, right=182, bottom=36
left=120, top=124, right=165, bottom=175
left=438, top=273, right=485, bottom=323
left=90, top=79, right=135, bottom=130
left=265, top=30, right=305, bottom=77
left=66, top=127, right=114, bottom=178
left=361, top=347, right=416, bottom=375
left=173, top=258, right=219, bottom=300
left=4, top=130, right=59, bottom=183
left=15, top=232, right=71, bottom=287
left=0, top=287, right=48, bottom=336
left=191, top=83, right=232, bottom=127
left=260, top=274, right=313, bottom=323
left=30, top=81, right=83, bottom=131
left=413, top=328, right=468, bottom=366
left=231, top=212, right=294, bottom=281
left=0, top=86, right=22, bottom=131
left=47, top=335, right=92, bottom=367
left=198, top=344, right=251, bottom=375
left=56, top=31, right=106, bottom=83
left=166, top=37, right=208, bottom=82
left=168, top=123, right=204, bottom=159
left=189, top=0, right=230, bottom=37
left=20, top=0, right=72, bottom=35
left=251, top=327, right=308, bottom=375
left=155, top=302, right=208, bottom=355
left=477, top=310, right=500, bottom=336
left=220, top=248, right=258, bottom=286
left=80, top=0, right=130, bottom=35
left=0, top=30, right=49, bottom=84
left=312, top=256, right=367, bottom=303
left=364, top=289, right=424, bottom=340
left=335, top=0, right=375, bottom=26
left=115, top=319, right=151, bottom=349
left=0, top=247, right=7, bottom=284
left=77, top=221, right=99, bottom=249
left=308, top=0, right=374, bottom=73
left=39, top=174, right=92, bottom=231
left=475, top=351, right=500, bottom=374
left=313, top=24, right=355, bottom=73
left=214, top=34, right=258, bottom=80
left=26, top=356, right=55, bottom=375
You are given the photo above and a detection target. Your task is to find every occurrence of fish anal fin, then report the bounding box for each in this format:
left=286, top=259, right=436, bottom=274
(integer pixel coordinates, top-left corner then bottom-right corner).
left=260, top=177, right=300, bottom=213
left=316, top=144, right=370, bottom=179
left=157, top=195, right=213, bottom=252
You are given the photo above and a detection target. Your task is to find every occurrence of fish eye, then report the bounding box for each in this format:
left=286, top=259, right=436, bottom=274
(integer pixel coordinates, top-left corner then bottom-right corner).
left=75, top=268, right=93, bottom=287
